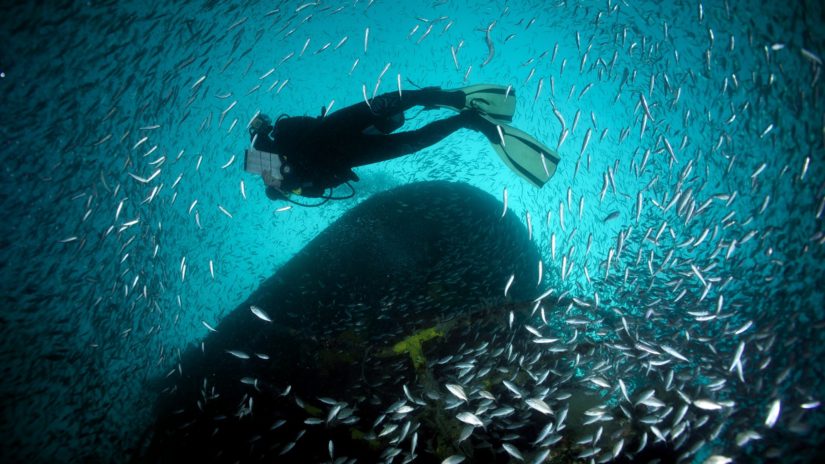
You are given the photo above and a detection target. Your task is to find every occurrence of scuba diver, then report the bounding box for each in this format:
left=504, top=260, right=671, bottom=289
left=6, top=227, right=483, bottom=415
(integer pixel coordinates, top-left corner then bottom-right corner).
left=244, top=84, right=560, bottom=205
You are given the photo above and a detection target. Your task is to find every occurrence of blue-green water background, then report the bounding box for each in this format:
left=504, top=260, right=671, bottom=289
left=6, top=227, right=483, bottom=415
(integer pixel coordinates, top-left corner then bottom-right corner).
left=2, top=0, right=824, bottom=461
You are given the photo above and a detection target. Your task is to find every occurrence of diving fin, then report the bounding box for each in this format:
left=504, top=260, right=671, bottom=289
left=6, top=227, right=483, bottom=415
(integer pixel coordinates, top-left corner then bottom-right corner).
left=477, top=113, right=560, bottom=188
left=441, top=84, right=516, bottom=122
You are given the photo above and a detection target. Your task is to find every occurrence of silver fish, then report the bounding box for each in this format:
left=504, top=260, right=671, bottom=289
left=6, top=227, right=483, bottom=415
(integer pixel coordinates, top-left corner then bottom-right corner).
left=456, top=411, right=484, bottom=428
left=481, top=21, right=496, bottom=67
left=661, top=344, right=689, bottom=362
left=442, top=455, right=465, bottom=464
left=525, top=398, right=552, bottom=415
left=504, top=273, right=515, bottom=297
left=693, top=399, right=724, bottom=411
left=765, top=399, right=781, bottom=428
left=446, top=384, right=468, bottom=402
left=580, top=128, right=591, bottom=157
left=201, top=321, right=217, bottom=332
left=502, top=443, right=524, bottom=461
left=225, top=350, right=250, bottom=359
left=503, top=380, right=524, bottom=398
left=250, top=305, right=272, bottom=322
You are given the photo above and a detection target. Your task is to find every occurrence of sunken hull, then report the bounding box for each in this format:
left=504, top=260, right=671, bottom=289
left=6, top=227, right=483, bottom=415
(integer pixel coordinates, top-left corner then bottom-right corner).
left=141, top=181, right=543, bottom=462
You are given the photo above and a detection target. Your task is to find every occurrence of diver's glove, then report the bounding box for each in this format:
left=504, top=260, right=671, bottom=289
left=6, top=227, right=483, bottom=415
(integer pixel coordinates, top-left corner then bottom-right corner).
left=261, top=169, right=280, bottom=188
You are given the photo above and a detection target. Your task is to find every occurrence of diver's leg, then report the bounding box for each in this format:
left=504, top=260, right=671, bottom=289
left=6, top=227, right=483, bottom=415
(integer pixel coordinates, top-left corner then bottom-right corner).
left=344, top=112, right=473, bottom=167
left=320, top=88, right=465, bottom=136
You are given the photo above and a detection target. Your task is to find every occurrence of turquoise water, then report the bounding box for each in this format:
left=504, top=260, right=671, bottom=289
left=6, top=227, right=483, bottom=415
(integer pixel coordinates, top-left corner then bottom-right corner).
left=2, top=0, right=824, bottom=462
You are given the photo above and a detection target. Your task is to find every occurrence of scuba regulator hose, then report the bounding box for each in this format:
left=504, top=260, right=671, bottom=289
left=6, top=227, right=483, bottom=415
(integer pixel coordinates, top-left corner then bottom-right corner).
left=277, top=182, right=356, bottom=208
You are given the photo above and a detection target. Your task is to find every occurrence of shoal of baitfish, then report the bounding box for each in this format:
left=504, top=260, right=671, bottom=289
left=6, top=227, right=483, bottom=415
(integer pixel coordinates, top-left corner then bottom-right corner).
left=4, top=0, right=823, bottom=462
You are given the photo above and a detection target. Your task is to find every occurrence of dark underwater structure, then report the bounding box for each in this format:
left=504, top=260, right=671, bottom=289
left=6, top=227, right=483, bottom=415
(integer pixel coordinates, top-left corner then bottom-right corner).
left=141, top=181, right=543, bottom=462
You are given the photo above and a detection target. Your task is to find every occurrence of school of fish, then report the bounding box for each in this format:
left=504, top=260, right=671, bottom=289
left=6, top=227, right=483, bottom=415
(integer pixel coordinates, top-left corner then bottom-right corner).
left=0, top=0, right=823, bottom=462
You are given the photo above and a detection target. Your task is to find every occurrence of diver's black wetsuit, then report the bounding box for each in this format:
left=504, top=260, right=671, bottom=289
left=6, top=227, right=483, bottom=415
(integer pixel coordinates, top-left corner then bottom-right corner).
left=253, top=88, right=475, bottom=198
